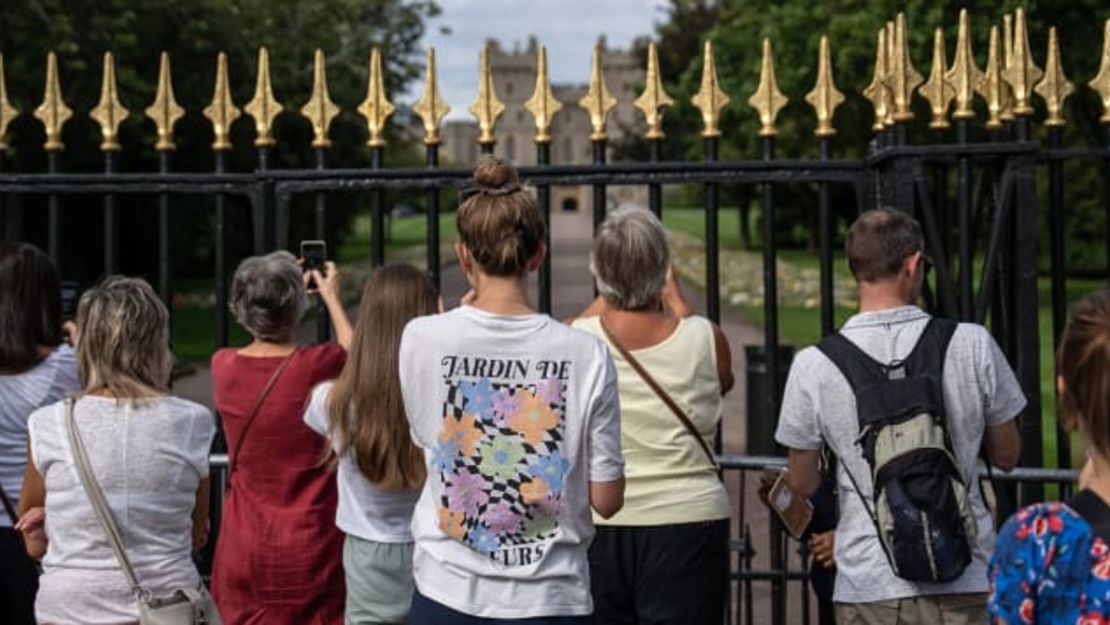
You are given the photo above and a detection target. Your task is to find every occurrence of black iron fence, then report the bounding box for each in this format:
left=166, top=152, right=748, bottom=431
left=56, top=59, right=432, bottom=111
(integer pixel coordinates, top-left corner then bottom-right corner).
left=1, top=7, right=1109, bottom=625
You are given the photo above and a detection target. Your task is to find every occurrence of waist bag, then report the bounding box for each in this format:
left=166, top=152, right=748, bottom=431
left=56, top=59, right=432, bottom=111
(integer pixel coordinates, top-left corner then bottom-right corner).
left=817, top=318, right=976, bottom=583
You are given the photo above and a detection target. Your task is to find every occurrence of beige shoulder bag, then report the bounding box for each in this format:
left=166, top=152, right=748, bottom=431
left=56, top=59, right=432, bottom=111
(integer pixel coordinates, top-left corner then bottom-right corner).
left=66, top=397, right=222, bottom=625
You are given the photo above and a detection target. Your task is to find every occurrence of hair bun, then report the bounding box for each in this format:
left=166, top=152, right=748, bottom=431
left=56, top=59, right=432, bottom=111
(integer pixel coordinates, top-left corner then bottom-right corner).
left=473, top=155, right=519, bottom=191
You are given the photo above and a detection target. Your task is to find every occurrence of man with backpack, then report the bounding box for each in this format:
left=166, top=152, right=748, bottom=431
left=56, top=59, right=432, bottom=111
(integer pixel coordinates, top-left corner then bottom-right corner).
left=775, top=208, right=1024, bottom=624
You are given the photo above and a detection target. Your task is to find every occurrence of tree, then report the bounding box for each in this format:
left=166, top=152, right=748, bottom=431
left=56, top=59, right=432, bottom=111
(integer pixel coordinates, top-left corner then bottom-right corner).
left=0, top=0, right=439, bottom=282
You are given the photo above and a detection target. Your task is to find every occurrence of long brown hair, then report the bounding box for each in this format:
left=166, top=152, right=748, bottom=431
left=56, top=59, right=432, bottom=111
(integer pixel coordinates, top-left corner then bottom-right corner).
left=325, top=264, right=435, bottom=490
left=1058, top=289, right=1110, bottom=459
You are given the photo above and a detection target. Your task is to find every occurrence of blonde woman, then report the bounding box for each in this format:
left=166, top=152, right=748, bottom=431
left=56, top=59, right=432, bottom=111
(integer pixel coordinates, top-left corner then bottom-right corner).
left=303, top=263, right=437, bottom=624
left=17, top=276, right=215, bottom=624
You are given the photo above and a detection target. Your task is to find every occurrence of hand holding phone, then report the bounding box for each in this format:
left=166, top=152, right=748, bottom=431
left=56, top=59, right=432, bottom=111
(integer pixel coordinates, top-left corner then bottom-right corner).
left=300, top=240, right=327, bottom=291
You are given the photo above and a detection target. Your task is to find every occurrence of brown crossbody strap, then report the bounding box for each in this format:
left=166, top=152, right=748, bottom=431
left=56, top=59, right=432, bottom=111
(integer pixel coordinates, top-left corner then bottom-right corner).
left=598, top=317, right=720, bottom=473
left=229, top=349, right=298, bottom=477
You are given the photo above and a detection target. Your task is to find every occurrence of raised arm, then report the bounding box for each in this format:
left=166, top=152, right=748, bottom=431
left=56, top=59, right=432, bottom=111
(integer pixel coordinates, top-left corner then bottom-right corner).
left=311, top=261, right=354, bottom=350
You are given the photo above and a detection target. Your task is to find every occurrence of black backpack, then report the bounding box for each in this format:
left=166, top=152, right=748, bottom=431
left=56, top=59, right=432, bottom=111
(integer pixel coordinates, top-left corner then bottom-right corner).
left=817, top=318, right=977, bottom=583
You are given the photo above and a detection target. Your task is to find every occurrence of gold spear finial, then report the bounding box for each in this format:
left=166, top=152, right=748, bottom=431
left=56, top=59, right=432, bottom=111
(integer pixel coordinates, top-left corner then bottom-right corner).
left=244, top=47, right=282, bottom=148
left=89, top=52, right=129, bottom=152
left=921, top=28, right=955, bottom=130
left=524, top=45, right=562, bottom=143
left=414, top=47, right=450, bottom=145
left=805, top=35, right=844, bottom=138
left=203, top=52, right=240, bottom=151
left=946, top=9, right=983, bottom=120
left=978, top=26, right=1007, bottom=129
left=0, top=54, right=20, bottom=151
left=887, top=13, right=924, bottom=122
left=579, top=41, right=618, bottom=141
left=883, top=20, right=896, bottom=127
left=145, top=53, right=184, bottom=152
left=691, top=40, right=730, bottom=138
left=34, top=52, right=72, bottom=152
left=1034, top=27, right=1075, bottom=128
left=301, top=49, right=340, bottom=149
left=358, top=48, right=393, bottom=148
left=633, top=42, right=672, bottom=140
left=1003, top=8, right=1043, bottom=116
left=863, top=29, right=891, bottom=132
left=468, top=45, right=504, bottom=146
left=1091, top=20, right=1110, bottom=123
left=1000, top=14, right=1016, bottom=121
left=748, top=37, right=788, bottom=138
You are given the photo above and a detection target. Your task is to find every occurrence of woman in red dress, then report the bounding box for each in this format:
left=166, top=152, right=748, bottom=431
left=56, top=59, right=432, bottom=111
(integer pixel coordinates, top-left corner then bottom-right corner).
left=211, top=251, right=353, bottom=625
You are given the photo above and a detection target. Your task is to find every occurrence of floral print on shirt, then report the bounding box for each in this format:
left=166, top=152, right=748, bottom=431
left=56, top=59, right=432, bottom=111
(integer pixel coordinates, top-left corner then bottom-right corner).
left=434, top=366, right=570, bottom=566
left=989, top=502, right=1110, bottom=624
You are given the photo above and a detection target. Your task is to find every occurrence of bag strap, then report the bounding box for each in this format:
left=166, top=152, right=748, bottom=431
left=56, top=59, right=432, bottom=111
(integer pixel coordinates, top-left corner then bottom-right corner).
left=1069, top=489, right=1110, bottom=543
left=598, top=316, right=719, bottom=473
left=229, top=349, right=298, bottom=477
left=0, top=480, right=18, bottom=525
left=65, top=397, right=145, bottom=598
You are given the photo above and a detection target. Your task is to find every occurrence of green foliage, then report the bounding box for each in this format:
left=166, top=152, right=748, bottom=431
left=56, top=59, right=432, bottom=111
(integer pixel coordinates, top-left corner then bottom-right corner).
left=617, top=0, right=1110, bottom=270
left=0, top=0, right=438, bottom=283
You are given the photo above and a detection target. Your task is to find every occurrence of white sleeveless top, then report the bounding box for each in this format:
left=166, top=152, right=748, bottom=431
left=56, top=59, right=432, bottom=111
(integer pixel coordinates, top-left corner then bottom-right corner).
left=573, top=315, right=730, bottom=526
left=29, top=395, right=215, bottom=624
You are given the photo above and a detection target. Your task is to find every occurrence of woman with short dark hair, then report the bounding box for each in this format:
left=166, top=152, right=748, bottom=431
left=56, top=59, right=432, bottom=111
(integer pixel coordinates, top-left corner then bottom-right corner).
left=210, top=250, right=353, bottom=625
left=573, top=206, right=735, bottom=625
left=0, top=242, right=78, bottom=625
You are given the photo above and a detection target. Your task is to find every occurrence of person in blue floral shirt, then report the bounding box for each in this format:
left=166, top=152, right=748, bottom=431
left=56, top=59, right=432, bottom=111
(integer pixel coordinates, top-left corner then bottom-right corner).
left=990, top=289, right=1110, bottom=624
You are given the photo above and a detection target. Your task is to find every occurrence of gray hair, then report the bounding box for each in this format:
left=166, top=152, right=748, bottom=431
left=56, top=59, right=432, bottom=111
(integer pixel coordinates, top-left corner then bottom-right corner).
left=589, top=206, right=670, bottom=311
left=230, top=251, right=307, bottom=342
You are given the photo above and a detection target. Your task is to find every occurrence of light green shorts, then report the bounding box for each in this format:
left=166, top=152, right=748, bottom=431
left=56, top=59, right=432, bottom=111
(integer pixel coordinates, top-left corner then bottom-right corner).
left=342, top=534, right=415, bottom=625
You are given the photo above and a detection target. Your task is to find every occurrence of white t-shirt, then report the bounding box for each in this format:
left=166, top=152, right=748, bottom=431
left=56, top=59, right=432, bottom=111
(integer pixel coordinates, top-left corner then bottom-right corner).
left=303, top=381, right=421, bottom=542
left=774, top=306, right=1027, bottom=604
left=0, top=345, right=79, bottom=527
left=29, top=395, right=215, bottom=624
left=399, top=306, right=624, bottom=619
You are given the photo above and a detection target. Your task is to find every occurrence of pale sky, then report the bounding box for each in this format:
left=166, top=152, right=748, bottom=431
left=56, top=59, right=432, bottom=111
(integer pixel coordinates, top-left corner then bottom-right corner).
left=409, top=0, right=669, bottom=119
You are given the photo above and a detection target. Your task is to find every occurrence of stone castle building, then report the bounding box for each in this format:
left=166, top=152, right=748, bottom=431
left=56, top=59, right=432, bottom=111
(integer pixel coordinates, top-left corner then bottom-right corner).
left=440, top=36, right=648, bottom=213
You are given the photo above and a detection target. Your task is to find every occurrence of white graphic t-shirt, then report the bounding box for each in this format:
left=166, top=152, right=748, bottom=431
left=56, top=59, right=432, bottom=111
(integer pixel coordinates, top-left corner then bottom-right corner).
left=399, top=306, right=624, bottom=619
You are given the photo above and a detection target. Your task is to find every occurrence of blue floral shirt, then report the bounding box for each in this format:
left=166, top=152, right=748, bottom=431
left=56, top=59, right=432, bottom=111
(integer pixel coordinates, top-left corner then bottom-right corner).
left=989, top=502, right=1110, bottom=624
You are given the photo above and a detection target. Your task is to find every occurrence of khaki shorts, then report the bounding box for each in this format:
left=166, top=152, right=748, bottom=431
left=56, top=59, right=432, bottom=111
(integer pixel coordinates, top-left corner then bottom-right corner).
left=835, top=593, right=988, bottom=625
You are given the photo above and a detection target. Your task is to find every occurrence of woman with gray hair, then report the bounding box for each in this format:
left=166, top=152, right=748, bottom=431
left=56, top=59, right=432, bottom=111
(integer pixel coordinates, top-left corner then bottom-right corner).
left=573, top=206, right=734, bottom=625
left=210, top=251, right=353, bottom=625
left=17, top=276, right=216, bottom=623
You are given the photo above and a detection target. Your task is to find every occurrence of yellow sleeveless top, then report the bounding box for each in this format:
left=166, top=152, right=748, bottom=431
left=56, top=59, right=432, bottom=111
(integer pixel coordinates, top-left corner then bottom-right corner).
left=573, top=315, right=730, bottom=526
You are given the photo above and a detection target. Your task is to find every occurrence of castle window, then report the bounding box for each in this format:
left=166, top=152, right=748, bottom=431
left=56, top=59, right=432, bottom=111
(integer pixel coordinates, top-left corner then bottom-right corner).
left=506, top=135, right=516, bottom=161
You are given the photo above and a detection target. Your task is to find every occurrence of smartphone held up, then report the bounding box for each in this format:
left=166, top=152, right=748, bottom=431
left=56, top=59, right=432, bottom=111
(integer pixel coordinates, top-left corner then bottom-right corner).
left=300, top=240, right=327, bottom=292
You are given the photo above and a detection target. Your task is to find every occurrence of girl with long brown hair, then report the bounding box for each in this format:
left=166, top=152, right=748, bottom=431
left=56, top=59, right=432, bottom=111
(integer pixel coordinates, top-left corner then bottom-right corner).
left=303, top=263, right=437, bottom=625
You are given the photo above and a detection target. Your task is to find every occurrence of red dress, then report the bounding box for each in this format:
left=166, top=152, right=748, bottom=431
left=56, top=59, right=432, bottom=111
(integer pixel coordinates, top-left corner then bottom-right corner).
left=210, top=344, right=346, bottom=625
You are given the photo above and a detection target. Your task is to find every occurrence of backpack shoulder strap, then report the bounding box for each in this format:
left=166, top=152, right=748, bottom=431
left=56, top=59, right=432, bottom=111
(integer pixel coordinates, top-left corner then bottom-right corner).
left=815, top=331, right=886, bottom=392
left=1068, top=489, right=1110, bottom=543
left=903, top=317, right=959, bottom=377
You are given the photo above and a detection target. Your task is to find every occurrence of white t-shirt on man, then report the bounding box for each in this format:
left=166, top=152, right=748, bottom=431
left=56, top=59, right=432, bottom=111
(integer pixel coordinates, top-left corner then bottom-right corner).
left=303, top=381, right=420, bottom=543
left=399, top=306, right=624, bottom=619
left=775, top=306, right=1026, bottom=604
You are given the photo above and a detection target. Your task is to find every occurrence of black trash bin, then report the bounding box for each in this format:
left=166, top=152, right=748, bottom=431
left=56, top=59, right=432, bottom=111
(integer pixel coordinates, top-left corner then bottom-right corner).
left=744, top=344, right=794, bottom=456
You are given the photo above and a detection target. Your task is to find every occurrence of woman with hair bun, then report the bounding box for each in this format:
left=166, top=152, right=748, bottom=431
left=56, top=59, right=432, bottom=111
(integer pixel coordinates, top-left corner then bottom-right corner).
left=399, top=156, right=626, bottom=624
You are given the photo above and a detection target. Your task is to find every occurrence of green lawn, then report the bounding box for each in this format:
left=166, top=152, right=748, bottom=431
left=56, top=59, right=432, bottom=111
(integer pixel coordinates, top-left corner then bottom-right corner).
left=663, top=207, right=1102, bottom=470
left=337, top=213, right=458, bottom=265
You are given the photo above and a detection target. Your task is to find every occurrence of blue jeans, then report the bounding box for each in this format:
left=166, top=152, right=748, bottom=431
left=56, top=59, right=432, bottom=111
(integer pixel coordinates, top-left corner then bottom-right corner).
left=409, top=590, right=590, bottom=625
